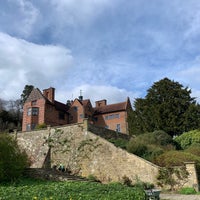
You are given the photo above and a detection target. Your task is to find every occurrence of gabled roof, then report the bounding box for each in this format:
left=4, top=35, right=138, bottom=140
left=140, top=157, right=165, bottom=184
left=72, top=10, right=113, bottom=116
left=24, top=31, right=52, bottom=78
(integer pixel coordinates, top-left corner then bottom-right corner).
left=94, top=101, right=127, bottom=115
left=26, top=88, right=68, bottom=113
left=54, top=101, right=69, bottom=113
left=25, top=88, right=45, bottom=102
left=71, top=98, right=91, bottom=107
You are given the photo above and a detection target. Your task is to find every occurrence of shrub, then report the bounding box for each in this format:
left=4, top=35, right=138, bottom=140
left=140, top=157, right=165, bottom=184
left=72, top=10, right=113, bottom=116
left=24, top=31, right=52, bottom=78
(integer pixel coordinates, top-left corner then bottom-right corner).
left=154, top=150, right=200, bottom=167
left=174, top=129, right=200, bottom=149
left=122, top=175, right=132, bottom=186
left=87, top=174, right=99, bottom=182
left=157, top=166, right=189, bottom=191
left=108, top=138, right=128, bottom=149
left=126, top=131, right=174, bottom=161
left=35, top=123, right=47, bottom=130
left=0, top=134, right=29, bottom=182
left=185, top=143, right=200, bottom=156
left=126, top=138, right=148, bottom=157
left=179, top=187, right=197, bottom=194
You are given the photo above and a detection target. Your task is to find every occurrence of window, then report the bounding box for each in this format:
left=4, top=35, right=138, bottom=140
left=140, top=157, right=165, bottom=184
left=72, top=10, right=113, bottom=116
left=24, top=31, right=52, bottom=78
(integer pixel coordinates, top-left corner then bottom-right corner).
left=59, top=111, right=65, bottom=120
left=80, top=114, right=84, bottom=119
left=31, top=100, right=37, bottom=106
left=116, top=124, right=121, bottom=132
left=27, top=108, right=32, bottom=116
left=27, top=107, right=39, bottom=116
left=31, top=124, right=36, bottom=130
left=94, top=117, right=98, bottom=122
left=74, top=106, right=78, bottom=111
left=105, top=125, right=109, bottom=129
left=105, top=114, right=120, bottom=120
left=32, top=107, right=39, bottom=116
left=26, top=124, right=31, bottom=131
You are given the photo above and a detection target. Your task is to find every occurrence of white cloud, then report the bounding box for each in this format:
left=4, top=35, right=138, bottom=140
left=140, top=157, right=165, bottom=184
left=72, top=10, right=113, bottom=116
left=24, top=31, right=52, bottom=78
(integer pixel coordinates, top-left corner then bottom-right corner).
left=56, top=84, right=138, bottom=106
left=0, top=32, right=74, bottom=100
left=50, top=0, right=112, bottom=26
left=0, top=0, right=39, bottom=38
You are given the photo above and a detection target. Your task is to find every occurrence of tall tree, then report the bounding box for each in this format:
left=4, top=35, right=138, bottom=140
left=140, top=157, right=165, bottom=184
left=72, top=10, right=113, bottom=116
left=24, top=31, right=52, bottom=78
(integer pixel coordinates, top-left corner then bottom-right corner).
left=20, top=85, right=34, bottom=105
left=128, top=78, right=200, bottom=136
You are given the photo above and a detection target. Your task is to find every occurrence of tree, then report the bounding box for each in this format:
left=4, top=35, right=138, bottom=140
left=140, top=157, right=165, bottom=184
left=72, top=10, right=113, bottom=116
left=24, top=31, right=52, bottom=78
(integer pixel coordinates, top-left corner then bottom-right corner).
left=0, top=134, right=29, bottom=182
left=20, top=85, right=34, bottom=105
left=128, top=78, right=200, bottom=136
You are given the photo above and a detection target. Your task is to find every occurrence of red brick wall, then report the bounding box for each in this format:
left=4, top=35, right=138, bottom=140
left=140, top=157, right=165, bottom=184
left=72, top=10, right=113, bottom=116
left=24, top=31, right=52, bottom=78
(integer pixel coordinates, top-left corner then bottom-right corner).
left=43, top=88, right=55, bottom=103
left=22, top=99, right=46, bottom=131
left=68, top=100, right=84, bottom=124
left=94, top=111, right=128, bottom=134
left=22, top=98, right=68, bottom=131
left=44, top=103, right=68, bottom=126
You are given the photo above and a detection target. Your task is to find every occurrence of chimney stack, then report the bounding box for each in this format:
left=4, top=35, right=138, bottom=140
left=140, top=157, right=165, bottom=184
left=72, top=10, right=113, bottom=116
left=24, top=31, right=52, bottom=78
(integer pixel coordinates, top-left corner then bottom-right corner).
left=95, top=99, right=107, bottom=107
left=43, top=87, right=55, bottom=103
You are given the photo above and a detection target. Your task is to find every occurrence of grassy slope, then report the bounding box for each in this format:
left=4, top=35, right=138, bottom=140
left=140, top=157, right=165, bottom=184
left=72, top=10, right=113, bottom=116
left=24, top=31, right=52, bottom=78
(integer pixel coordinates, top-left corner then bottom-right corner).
left=0, top=178, right=145, bottom=200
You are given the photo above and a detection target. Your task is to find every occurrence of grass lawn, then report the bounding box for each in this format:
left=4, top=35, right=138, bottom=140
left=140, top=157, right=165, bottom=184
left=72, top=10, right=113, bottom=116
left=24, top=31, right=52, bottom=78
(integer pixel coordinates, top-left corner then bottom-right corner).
left=0, top=178, right=145, bottom=200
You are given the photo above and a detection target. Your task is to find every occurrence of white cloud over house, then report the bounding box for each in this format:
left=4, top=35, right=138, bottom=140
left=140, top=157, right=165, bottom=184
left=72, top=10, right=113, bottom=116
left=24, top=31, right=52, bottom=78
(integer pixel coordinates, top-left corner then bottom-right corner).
left=0, top=32, right=73, bottom=99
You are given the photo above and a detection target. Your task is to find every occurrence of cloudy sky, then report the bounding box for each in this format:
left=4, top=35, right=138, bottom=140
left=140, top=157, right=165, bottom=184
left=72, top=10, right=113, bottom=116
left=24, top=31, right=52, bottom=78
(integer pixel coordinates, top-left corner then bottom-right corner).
left=0, top=0, right=200, bottom=106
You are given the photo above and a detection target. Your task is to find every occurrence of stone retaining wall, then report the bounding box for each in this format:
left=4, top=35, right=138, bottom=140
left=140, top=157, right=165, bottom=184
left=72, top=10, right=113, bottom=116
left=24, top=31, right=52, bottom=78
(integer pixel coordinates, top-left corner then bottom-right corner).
left=16, top=121, right=199, bottom=189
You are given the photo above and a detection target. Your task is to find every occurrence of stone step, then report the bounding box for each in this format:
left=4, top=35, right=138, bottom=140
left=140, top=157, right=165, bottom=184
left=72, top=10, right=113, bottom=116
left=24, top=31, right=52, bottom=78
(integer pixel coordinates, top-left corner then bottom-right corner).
left=24, top=168, right=92, bottom=182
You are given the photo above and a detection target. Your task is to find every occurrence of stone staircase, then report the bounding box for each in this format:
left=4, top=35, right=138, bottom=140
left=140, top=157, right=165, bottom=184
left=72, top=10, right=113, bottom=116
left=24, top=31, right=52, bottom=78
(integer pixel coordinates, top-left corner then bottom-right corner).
left=24, top=168, right=91, bottom=182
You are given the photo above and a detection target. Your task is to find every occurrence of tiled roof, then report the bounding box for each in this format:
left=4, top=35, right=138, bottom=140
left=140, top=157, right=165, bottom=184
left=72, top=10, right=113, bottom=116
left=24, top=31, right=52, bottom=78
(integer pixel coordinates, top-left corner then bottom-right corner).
left=94, top=102, right=127, bottom=115
left=54, top=101, right=69, bottom=113
left=81, top=99, right=90, bottom=106
left=25, top=88, right=45, bottom=102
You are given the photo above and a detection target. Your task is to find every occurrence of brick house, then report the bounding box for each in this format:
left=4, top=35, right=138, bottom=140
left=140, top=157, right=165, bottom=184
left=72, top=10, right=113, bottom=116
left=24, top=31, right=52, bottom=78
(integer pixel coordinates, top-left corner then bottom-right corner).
left=22, top=87, right=132, bottom=134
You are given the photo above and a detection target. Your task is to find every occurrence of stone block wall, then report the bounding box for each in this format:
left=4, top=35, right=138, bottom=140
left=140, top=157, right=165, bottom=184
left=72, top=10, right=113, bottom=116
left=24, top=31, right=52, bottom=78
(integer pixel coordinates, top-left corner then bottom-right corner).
left=16, top=122, right=199, bottom=189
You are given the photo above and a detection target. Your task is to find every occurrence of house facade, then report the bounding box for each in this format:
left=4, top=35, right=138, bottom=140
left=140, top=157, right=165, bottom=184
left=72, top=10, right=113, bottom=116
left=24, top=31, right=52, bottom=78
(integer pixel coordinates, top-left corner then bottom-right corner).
left=22, top=87, right=132, bottom=134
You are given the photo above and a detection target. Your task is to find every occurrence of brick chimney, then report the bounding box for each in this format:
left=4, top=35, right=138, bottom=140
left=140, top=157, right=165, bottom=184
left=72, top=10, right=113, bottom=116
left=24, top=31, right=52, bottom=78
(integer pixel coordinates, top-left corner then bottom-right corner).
left=43, top=87, right=55, bottom=103
left=95, top=99, right=107, bottom=107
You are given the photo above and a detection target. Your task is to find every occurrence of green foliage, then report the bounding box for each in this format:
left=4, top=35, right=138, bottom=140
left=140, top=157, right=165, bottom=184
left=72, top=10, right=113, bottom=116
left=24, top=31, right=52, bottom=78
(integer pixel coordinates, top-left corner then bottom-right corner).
left=157, top=166, right=189, bottom=191
left=127, top=139, right=148, bottom=157
left=179, top=187, right=197, bottom=194
left=154, top=150, right=200, bottom=167
left=0, top=178, right=146, bottom=200
left=128, top=77, right=200, bottom=136
left=87, top=174, right=99, bottom=182
left=133, top=178, right=154, bottom=190
left=0, top=134, right=29, bottom=182
left=126, top=130, right=174, bottom=161
left=35, top=123, right=47, bottom=130
left=185, top=144, right=200, bottom=157
left=174, top=129, right=200, bottom=150
left=108, top=138, right=128, bottom=149
left=122, top=175, right=132, bottom=186
left=20, top=85, right=34, bottom=104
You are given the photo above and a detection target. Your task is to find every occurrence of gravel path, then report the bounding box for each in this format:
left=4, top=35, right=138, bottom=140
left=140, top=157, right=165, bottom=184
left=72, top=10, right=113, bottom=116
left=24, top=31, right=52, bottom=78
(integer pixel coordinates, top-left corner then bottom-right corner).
left=160, top=193, right=200, bottom=200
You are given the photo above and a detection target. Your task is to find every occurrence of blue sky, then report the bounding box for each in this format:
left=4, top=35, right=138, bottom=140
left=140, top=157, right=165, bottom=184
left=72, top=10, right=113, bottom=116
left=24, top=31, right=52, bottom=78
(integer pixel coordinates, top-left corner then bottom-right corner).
left=0, top=0, right=200, bottom=105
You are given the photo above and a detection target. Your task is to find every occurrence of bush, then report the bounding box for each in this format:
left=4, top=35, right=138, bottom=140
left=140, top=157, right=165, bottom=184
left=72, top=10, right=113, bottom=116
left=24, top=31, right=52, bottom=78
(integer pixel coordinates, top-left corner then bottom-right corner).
left=126, top=131, right=174, bottom=161
left=126, top=138, right=148, bottom=156
left=179, top=187, right=197, bottom=194
left=174, top=129, right=200, bottom=149
left=35, top=123, right=47, bottom=130
left=0, top=134, right=29, bottom=182
left=108, top=138, right=128, bottom=149
left=185, top=144, right=200, bottom=157
left=122, top=175, right=132, bottom=186
left=154, top=150, right=200, bottom=167
left=157, top=166, right=189, bottom=191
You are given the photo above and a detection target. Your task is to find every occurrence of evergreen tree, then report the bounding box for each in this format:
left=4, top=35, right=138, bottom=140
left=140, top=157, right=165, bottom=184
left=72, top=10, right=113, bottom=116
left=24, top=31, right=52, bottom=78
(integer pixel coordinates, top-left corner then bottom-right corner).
left=20, top=85, right=34, bottom=104
left=128, top=78, right=200, bottom=136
